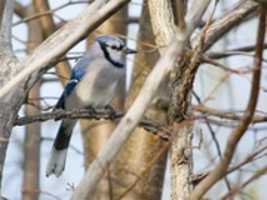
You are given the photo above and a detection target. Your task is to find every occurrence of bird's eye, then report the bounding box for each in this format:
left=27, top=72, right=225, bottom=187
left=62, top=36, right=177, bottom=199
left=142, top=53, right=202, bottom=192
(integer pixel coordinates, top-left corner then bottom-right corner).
left=110, top=45, right=117, bottom=50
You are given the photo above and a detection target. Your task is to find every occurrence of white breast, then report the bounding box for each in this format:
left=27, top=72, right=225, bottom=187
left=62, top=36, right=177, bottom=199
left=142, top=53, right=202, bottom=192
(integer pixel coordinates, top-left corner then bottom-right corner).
left=66, top=59, right=124, bottom=109
left=75, top=76, right=117, bottom=107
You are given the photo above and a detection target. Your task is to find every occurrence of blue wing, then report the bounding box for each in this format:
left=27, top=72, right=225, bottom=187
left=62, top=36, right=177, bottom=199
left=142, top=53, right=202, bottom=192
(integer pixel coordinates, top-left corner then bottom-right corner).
left=54, top=59, right=87, bottom=110
left=54, top=80, right=78, bottom=109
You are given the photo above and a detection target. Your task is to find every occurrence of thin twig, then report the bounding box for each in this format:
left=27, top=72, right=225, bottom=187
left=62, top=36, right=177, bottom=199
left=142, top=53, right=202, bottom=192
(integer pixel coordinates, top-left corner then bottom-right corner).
left=191, top=4, right=266, bottom=199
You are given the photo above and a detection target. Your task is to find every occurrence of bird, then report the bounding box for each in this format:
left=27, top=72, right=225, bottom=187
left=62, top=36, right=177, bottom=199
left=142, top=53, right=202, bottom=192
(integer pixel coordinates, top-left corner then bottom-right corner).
left=46, top=35, right=137, bottom=177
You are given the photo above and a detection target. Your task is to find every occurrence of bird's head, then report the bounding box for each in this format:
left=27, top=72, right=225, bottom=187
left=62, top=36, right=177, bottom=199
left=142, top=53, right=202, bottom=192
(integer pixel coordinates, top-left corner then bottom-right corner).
left=96, top=35, right=137, bottom=68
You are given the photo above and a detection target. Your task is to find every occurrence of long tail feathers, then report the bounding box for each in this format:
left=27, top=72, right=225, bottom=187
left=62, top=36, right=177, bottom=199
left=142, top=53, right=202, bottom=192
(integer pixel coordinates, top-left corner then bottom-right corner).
left=46, top=120, right=75, bottom=177
left=46, top=147, right=67, bottom=177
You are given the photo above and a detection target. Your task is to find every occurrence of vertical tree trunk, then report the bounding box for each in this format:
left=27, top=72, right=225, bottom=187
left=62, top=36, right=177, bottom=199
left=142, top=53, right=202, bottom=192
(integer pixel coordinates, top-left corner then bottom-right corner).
left=0, top=1, right=27, bottom=194
left=80, top=4, right=127, bottom=199
left=147, top=1, right=193, bottom=199
left=22, top=6, right=43, bottom=200
left=23, top=84, right=41, bottom=200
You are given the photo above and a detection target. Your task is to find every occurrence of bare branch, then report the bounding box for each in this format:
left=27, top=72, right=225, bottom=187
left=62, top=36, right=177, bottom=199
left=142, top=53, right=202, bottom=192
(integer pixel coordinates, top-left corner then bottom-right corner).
left=191, top=4, right=266, bottom=199
left=222, top=165, right=267, bottom=199
left=204, top=1, right=257, bottom=50
left=208, top=43, right=267, bottom=59
left=15, top=108, right=172, bottom=141
left=194, top=105, right=267, bottom=124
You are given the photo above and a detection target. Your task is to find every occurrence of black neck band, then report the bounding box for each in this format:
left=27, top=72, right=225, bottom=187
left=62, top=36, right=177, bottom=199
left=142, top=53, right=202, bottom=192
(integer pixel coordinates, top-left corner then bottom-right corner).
left=99, top=43, right=124, bottom=68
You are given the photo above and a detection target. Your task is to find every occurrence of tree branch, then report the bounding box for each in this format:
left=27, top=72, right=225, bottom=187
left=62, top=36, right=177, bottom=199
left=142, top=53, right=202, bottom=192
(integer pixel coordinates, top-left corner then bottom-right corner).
left=15, top=108, right=172, bottom=141
left=0, top=0, right=14, bottom=49
left=191, top=4, right=266, bottom=199
left=194, top=105, right=267, bottom=124
left=222, top=165, right=267, bottom=199
left=204, top=1, right=258, bottom=51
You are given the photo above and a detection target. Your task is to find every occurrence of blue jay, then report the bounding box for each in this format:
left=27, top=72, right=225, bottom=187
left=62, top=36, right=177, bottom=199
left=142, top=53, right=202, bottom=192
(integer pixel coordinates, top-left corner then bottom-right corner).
left=46, top=35, right=137, bottom=177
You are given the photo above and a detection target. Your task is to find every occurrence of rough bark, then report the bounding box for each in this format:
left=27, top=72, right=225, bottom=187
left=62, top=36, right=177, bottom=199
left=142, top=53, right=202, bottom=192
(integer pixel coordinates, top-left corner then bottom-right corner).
left=22, top=6, right=42, bottom=200
left=147, top=1, right=193, bottom=200
left=0, top=1, right=33, bottom=196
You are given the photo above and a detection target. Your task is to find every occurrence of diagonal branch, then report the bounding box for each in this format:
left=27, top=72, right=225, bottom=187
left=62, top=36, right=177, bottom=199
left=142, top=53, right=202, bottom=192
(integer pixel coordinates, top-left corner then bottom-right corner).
left=204, top=1, right=257, bottom=51
left=0, top=0, right=130, bottom=98
left=191, top=4, right=266, bottom=199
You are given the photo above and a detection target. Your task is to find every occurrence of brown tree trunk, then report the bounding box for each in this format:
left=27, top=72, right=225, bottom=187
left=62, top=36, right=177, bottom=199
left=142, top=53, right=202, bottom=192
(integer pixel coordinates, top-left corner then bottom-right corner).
left=23, top=84, right=41, bottom=200
left=22, top=6, right=43, bottom=200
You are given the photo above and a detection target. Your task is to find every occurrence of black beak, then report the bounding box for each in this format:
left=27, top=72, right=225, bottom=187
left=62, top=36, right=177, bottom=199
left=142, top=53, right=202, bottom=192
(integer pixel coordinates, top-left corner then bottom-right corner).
left=126, top=48, right=138, bottom=54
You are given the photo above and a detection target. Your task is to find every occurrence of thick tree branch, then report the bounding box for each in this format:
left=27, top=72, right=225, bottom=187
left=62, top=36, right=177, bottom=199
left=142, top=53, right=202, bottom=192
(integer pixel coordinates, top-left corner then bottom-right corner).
left=0, top=0, right=14, bottom=49
left=191, top=4, right=266, bottom=199
left=0, top=1, right=21, bottom=191
left=0, top=0, right=130, bottom=98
